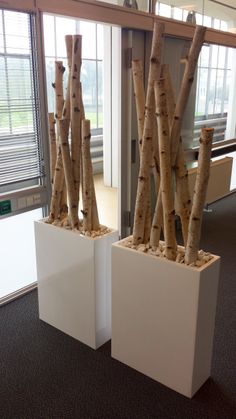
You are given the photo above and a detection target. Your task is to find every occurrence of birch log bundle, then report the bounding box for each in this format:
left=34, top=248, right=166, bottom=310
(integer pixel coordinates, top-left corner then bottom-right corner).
left=132, top=22, right=213, bottom=265
left=48, top=34, right=100, bottom=233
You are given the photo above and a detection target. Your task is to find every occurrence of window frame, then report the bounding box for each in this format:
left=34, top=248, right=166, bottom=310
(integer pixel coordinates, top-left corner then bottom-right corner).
left=0, top=8, right=50, bottom=219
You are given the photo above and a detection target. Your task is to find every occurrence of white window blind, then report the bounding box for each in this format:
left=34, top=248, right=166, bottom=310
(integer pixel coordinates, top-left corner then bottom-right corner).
left=0, top=9, right=44, bottom=193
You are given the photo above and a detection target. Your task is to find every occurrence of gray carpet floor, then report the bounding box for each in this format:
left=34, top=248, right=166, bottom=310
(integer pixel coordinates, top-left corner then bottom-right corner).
left=0, top=193, right=235, bottom=419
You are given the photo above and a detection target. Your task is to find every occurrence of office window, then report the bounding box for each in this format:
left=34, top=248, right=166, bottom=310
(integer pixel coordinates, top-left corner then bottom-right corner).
left=43, top=15, right=103, bottom=134
left=0, top=9, right=44, bottom=193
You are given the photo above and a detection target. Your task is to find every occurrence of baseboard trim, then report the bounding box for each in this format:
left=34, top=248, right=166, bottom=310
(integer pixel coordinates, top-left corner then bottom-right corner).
left=0, top=282, right=37, bottom=307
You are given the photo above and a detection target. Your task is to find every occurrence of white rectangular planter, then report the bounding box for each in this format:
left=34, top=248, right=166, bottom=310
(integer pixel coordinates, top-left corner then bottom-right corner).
left=34, top=220, right=118, bottom=349
left=112, top=238, right=220, bottom=398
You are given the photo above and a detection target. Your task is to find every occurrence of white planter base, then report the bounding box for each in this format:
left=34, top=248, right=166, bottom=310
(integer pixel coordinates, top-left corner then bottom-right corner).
left=34, top=221, right=118, bottom=349
left=111, top=238, right=220, bottom=398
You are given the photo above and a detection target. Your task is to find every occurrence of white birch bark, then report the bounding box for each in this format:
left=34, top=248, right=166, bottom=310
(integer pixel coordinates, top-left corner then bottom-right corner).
left=170, top=26, right=206, bottom=166
left=50, top=61, right=67, bottom=220
left=91, top=180, right=100, bottom=231
left=70, top=35, right=82, bottom=211
left=185, top=128, right=214, bottom=264
left=81, top=119, right=100, bottom=231
left=79, top=82, right=85, bottom=222
left=132, top=59, right=153, bottom=243
left=133, top=22, right=165, bottom=245
left=58, top=118, right=79, bottom=229
left=150, top=188, right=163, bottom=249
left=81, top=119, right=92, bottom=232
left=154, top=79, right=176, bottom=260
left=79, top=82, right=85, bottom=120
left=175, top=142, right=191, bottom=246
left=49, top=148, right=64, bottom=222
left=132, top=59, right=145, bottom=150
left=48, top=112, right=56, bottom=186
left=62, top=35, right=72, bottom=121
left=54, top=61, right=65, bottom=120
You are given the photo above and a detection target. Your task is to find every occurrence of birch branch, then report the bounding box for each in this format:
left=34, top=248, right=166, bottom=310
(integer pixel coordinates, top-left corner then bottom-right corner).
left=81, top=119, right=92, bottom=232
left=54, top=61, right=65, bottom=120
left=133, top=22, right=165, bottom=245
left=81, top=119, right=100, bottom=231
left=58, top=118, right=79, bottom=229
left=132, top=59, right=145, bottom=151
left=49, top=148, right=64, bottom=222
left=150, top=188, right=163, bottom=249
left=132, top=59, right=153, bottom=243
left=170, top=25, right=206, bottom=166
left=62, top=35, right=72, bottom=121
left=70, top=35, right=82, bottom=210
left=185, top=128, right=214, bottom=264
left=154, top=79, right=176, bottom=260
left=50, top=61, right=67, bottom=220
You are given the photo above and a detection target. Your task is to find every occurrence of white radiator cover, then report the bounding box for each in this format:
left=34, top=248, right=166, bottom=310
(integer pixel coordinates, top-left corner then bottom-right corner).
left=187, top=156, right=233, bottom=205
